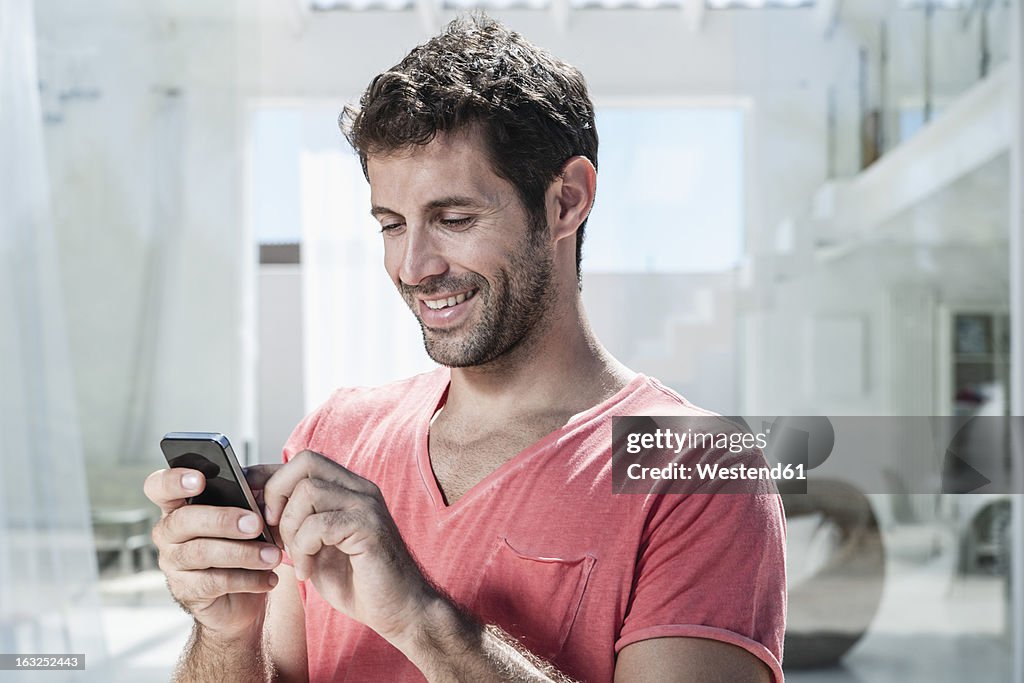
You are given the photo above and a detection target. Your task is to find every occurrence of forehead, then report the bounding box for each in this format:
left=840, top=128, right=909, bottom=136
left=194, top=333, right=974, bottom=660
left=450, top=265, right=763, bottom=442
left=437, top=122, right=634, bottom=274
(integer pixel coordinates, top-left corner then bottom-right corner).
left=366, top=129, right=510, bottom=211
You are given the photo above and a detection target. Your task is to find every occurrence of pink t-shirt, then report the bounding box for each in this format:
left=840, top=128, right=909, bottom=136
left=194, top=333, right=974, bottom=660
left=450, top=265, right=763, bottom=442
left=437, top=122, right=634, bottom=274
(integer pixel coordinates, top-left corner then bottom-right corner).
left=282, top=368, right=786, bottom=682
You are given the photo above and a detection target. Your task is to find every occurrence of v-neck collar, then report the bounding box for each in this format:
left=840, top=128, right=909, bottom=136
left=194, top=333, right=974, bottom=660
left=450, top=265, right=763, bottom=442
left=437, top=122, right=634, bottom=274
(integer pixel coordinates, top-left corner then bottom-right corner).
left=414, top=369, right=647, bottom=516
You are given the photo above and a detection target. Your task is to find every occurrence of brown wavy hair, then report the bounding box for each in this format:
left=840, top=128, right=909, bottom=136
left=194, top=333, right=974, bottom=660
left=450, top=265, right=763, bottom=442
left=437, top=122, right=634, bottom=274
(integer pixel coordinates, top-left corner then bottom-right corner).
left=341, top=14, right=598, bottom=282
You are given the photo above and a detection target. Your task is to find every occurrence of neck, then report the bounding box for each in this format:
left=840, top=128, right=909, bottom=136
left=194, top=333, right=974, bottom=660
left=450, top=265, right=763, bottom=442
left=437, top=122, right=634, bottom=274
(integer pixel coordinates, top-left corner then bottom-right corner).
left=444, top=292, right=635, bottom=420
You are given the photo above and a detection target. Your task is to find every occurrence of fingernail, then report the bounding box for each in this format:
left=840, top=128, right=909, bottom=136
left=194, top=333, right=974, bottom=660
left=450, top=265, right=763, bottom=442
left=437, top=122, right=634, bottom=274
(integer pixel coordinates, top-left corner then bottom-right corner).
left=268, top=572, right=279, bottom=588
left=260, top=546, right=280, bottom=564
left=238, top=514, right=260, bottom=534
left=182, top=473, right=200, bottom=491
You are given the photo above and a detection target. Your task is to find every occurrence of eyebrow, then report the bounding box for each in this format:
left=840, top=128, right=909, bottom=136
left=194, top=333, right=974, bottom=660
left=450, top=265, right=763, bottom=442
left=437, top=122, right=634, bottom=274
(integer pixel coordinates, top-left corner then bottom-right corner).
left=370, top=195, right=488, bottom=218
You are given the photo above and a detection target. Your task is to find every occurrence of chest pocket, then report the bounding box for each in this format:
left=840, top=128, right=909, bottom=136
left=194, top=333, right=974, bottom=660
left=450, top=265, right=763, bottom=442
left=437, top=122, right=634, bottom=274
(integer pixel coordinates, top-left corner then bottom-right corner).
left=471, top=537, right=596, bottom=662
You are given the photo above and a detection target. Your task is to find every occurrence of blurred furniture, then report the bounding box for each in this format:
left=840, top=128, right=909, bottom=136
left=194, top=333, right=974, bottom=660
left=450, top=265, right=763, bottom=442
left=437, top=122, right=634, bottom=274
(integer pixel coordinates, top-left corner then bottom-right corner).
left=87, top=464, right=162, bottom=573
left=92, top=508, right=155, bottom=574
left=782, top=480, right=886, bottom=670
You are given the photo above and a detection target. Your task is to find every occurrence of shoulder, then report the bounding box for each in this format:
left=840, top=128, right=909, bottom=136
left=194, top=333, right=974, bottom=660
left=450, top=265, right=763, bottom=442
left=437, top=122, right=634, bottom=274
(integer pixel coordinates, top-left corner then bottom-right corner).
left=629, top=375, right=729, bottom=418
left=317, top=368, right=449, bottom=421
left=637, top=373, right=765, bottom=431
left=283, top=368, right=448, bottom=461
left=618, top=375, right=753, bottom=438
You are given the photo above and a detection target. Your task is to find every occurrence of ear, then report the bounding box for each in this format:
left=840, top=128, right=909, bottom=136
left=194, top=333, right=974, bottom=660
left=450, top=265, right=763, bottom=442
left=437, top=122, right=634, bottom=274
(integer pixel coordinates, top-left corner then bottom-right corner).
left=547, top=156, right=596, bottom=244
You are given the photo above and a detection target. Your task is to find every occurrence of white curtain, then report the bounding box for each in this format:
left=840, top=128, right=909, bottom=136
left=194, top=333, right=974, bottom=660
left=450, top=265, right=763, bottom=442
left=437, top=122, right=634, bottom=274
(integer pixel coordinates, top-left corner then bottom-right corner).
left=300, top=146, right=436, bottom=410
left=0, top=0, right=106, bottom=675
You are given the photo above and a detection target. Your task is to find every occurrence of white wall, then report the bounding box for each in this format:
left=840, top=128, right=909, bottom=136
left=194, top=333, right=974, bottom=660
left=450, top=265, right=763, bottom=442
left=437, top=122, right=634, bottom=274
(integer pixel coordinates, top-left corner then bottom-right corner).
left=257, top=264, right=305, bottom=464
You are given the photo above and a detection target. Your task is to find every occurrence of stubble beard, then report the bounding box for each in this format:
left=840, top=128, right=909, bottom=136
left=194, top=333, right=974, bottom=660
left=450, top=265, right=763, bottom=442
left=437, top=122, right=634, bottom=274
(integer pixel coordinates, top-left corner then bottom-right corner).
left=400, top=225, right=555, bottom=369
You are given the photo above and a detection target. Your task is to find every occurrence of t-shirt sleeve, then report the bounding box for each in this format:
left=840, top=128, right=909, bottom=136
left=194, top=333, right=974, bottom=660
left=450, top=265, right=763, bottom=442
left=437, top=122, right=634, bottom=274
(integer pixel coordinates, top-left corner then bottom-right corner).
left=615, top=485, right=787, bottom=682
left=282, top=399, right=331, bottom=465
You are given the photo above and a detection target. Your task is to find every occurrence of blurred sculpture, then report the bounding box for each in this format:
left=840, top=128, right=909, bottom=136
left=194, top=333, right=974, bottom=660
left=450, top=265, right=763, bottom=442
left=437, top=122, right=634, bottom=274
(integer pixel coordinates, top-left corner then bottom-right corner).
left=782, top=480, right=886, bottom=669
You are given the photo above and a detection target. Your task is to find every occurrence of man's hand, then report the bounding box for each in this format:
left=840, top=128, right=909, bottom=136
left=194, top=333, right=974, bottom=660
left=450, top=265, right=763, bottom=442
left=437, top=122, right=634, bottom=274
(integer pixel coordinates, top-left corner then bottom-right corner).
left=144, top=468, right=283, bottom=640
left=251, top=451, right=437, bottom=645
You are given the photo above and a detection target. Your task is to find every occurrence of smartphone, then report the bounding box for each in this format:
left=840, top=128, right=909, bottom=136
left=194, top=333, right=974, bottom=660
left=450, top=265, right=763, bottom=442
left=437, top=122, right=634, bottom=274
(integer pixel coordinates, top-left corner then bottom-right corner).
left=160, top=432, right=272, bottom=544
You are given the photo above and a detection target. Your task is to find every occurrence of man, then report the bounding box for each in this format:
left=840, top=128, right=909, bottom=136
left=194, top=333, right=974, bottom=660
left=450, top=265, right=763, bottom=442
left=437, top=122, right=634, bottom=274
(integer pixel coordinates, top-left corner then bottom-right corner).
left=145, top=15, right=786, bottom=682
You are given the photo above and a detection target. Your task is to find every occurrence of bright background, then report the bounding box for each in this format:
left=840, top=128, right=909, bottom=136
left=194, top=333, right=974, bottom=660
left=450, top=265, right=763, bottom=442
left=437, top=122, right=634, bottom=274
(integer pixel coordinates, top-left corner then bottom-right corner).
left=1, top=0, right=1022, bottom=680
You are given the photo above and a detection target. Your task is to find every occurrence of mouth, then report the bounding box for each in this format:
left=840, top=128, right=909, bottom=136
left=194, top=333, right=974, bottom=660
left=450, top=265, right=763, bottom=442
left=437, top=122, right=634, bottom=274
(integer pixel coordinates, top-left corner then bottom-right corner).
left=421, top=289, right=477, bottom=310
left=416, top=288, right=479, bottom=328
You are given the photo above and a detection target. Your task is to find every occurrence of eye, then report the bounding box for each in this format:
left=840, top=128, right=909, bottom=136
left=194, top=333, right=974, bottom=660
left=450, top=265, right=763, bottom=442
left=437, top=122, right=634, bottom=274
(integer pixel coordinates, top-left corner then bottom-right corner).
left=439, top=216, right=473, bottom=229
left=379, top=222, right=405, bottom=235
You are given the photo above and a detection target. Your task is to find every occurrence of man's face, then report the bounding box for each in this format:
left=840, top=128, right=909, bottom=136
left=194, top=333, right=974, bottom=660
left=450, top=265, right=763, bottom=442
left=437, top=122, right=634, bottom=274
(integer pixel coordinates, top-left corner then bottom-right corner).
left=367, top=130, right=554, bottom=368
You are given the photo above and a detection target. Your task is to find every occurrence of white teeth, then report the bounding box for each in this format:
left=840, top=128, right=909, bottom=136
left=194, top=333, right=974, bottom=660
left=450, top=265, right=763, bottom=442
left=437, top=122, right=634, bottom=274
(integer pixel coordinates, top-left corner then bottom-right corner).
left=424, top=290, right=475, bottom=311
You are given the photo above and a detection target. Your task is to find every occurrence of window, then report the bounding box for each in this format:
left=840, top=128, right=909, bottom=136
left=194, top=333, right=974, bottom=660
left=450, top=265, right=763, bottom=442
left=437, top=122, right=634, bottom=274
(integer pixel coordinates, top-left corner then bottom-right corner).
left=583, top=106, right=745, bottom=273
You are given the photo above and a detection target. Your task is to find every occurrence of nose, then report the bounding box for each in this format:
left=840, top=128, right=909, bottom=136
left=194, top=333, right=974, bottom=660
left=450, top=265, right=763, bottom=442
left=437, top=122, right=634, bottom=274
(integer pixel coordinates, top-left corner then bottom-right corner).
left=395, top=225, right=448, bottom=287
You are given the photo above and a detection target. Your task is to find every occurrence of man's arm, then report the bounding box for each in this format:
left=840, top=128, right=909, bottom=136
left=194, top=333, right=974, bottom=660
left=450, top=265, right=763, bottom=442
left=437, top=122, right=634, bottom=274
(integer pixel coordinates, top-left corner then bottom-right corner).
left=391, top=595, right=577, bottom=682
left=172, top=622, right=268, bottom=683
left=257, top=554, right=772, bottom=683
left=144, top=468, right=283, bottom=683
left=392, top=595, right=772, bottom=683
left=263, top=564, right=309, bottom=682
left=615, top=637, right=772, bottom=683
left=171, top=573, right=307, bottom=683
left=161, top=519, right=308, bottom=683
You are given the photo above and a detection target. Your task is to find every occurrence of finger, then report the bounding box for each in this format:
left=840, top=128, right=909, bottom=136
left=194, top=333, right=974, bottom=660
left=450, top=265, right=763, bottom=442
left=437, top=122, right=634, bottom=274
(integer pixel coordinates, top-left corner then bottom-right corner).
left=159, top=538, right=282, bottom=572
left=263, top=450, right=376, bottom=525
left=170, top=568, right=279, bottom=604
left=156, top=503, right=266, bottom=545
left=244, top=464, right=284, bottom=491
left=288, top=509, right=368, bottom=581
left=276, top=477, right=363, bottom=551
left=144, top=468, right=206, bottom=514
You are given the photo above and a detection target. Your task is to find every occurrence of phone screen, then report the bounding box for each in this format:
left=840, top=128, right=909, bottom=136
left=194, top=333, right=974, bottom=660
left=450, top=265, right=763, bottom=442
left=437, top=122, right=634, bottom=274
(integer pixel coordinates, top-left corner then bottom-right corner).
left=161, top=433, right=271, bottom=543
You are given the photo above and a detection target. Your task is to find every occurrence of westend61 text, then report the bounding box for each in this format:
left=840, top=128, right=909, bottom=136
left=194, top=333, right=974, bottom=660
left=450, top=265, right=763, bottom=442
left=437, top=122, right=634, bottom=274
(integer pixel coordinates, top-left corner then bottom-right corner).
left=626, top=462, right=806, bottom=482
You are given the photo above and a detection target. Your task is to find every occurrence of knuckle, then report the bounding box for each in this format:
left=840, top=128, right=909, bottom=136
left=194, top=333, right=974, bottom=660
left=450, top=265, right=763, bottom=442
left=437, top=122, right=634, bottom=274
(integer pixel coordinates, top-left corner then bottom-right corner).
left=233, top=542, right=258, bottom=567
left=292, top=532, right=315, bottom=555
left=328, top=508, right=358, bottom=528
left=155, top=510, right=178, bottom=542
left=157, top=549, right=172, bottom=573
left=159, top=548, right=188, bottom=576
left=216, top=507, right=238, bottom=533
left=294, top=477, right=317, bottom=499
left=357, top=497, right=384, bottom=525
left=180, top=540, right=204, bottom=569
left=195, top=570, right=225, bottom=599
left=166, top=506, right=197, bottom=540
left=279, top=518, right=300, bottom=545
left=319, top=510, right=357, bottom=543
left=160, top=542, right=189, bottom=571
left=150, top=520, right=164, bottom=547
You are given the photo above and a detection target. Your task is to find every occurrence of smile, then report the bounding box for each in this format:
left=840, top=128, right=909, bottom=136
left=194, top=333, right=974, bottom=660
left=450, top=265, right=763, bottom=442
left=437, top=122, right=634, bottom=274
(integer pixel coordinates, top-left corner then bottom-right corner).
left=422, top=289, right=477, bottom=310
